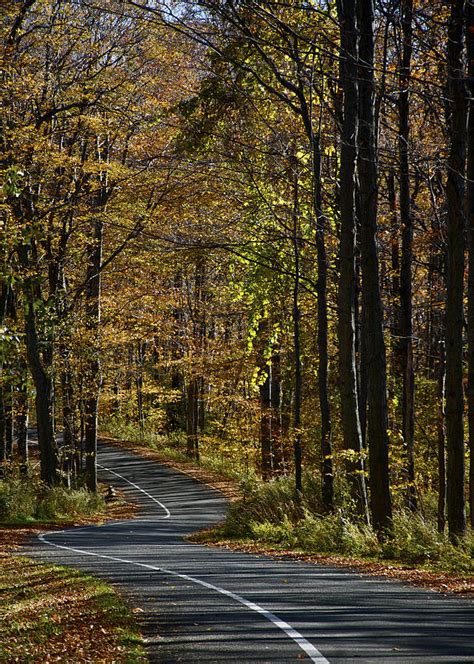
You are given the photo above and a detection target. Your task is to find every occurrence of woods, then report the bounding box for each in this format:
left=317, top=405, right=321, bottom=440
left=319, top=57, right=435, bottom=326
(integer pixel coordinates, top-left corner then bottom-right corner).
left=2, top=0, right=474, bottom=546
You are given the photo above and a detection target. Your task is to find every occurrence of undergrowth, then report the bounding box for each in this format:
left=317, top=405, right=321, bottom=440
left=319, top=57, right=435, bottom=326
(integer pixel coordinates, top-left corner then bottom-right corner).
left=102, top=416, right=245, bottom=479
left=221, top=476, right=474, bottom=574
left=0, top=467, right=105, bottom=524
left=101, top=420, right=473, bottom=575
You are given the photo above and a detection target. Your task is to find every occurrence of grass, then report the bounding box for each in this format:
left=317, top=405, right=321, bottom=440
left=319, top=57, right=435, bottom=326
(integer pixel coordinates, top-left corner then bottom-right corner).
left=194, top=474, right=473, bottom=577
left=0, top=464, right=137, bottom=526
left=102, top=417, right=248, bottom=482
left=0, top=552, right=146, bottom=663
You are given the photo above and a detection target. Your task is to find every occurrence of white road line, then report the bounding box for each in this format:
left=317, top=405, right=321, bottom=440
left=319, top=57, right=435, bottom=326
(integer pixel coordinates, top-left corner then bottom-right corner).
left=38, top=532, right=329, bottom=664
left=97, top=463, right=171, bottom=519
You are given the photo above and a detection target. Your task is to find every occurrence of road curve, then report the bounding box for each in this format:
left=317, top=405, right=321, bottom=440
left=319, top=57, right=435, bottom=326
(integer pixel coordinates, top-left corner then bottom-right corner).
left=26, top=444, right=474, bottom=663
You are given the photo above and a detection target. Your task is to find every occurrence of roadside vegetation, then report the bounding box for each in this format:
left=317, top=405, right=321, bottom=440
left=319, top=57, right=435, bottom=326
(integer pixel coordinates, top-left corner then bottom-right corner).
left=0, top=461, right=136, bottom=525
left=104, top=424, right=473, bottom=583
left=0, top=466, right=105, bottom=524
left=207, top=476, right=473, bottom=575
left=0, top=463, right=143, bottom=664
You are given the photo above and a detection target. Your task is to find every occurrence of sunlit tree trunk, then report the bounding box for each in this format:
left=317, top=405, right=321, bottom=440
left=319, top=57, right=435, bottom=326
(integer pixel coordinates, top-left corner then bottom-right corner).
left=336, top=0, right=369, bottom=521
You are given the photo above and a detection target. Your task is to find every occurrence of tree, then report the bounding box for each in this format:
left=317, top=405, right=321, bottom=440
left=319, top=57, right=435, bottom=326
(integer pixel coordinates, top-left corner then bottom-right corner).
left=357, top=0, right=392, bottom=532
left=398, top=0, right=416, bottom=512
left=466, top=0, right=474, bottom=530
left=445, top=0, right=467, bottom=538
left=336, top=0, right=369, bottom=521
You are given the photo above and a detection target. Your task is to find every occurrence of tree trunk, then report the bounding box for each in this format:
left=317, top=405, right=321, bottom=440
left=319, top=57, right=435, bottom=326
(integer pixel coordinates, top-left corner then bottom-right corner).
left=84, top=216, right=103, bottom=492
left=257, top=319, right=272, bottom=478
left=24, top=291, right=57, bottom=485
left=0, top=384, right=5, bottom=465
left=437, top=341, right=447, bottom=533
left=292, top=159, right=302, bottom=494
left=186, top=376, right=199, bottom=460
left=357, top=0, right=392, bottom=532
left=136, top=341, right=145, bottom=439
left=465, top=0, right=474, bottom=530
left=61, top=352, right=76, bottom=483
left=4, top=383, right=13, bottom=459
left=398, top=0, right=417, bottom=511
left=312, top=133, right=334, bottom=512
left=336, top=0, right=369, bottom=520
left=0, top=284, right=7, bottom=464
left=259, top=365, right=272, bottom=479
left=445, top=0, right=467, bottom=539
left=270, top=348, right=284, bottom=473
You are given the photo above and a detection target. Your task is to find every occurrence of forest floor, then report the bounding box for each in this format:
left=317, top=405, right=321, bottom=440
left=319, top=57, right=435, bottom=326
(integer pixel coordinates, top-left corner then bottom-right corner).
left=0, top=489, right=147, bottom=663
left=101, top=435, right=473, bottom=598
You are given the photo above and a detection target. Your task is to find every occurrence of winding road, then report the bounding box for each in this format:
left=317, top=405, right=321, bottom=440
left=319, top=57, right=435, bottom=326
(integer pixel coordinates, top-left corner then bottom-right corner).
left=26, top=444, right=474, bottom=663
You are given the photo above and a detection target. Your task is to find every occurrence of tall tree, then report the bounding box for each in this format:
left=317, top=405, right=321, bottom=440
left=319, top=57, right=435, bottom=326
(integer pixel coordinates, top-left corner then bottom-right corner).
left=398, top=0, right=416, bottom=512
left=357, top=0, right=392, bottom=532
left=466, top=0, right=474, bottom=530
left=445, top=0, right=467, bottom=538
left=336, top=0, right=369, bottom=520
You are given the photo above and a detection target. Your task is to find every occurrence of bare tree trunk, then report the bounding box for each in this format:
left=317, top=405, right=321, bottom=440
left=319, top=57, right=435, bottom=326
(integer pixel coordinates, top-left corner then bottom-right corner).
left=312, top=133, right=334, bottom=512
left=16, top=239, right=58, bottom=485
left=0, top=385, right=5, bottom=465
left=292, top=159, right=302, bottom=494
left=357, top=0, right=392, bottom=532
left=136, top=341, right=145, bottom=439
left=398, top=0, right=417, bottom=511
left=465, top=0, right=474, bottom=529
left=257, top=320, right=272, bottom=478
left=24, top=293, right=58, bottom=484
left=61, top=351, right=76, bottom=483
left=445, top=0, right=467, bottom=539
left=185, top=257, right=206, bottom=461
left=259, top=366, right=272, bottom=479
left=336, top=0, right=369, bottom=520
left=186, top=377, right=199, bottom=460
left=297, top=57, right=334, bottom=507
left=16, top=387, right=29, bottom=470
left=0, top=284, right=7, bottom=464
left=271, top=348, right=284, bottom=473
left=4, top=383, right=13, bottom=460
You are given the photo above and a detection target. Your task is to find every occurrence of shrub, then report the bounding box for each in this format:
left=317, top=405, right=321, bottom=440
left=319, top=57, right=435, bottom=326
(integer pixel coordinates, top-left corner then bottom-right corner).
left=224, top=473, right=323, bottom=538
left=381, top=511, right=443, bottom=564
left=249, top=517, right=297, bottom=547
left=0, top=474, right=39, bottom=522
left=221, top=480, right=472, bottom=574
left=0, top=467, right=105, bottom=523
left=36, top=487, right=105, bottom=520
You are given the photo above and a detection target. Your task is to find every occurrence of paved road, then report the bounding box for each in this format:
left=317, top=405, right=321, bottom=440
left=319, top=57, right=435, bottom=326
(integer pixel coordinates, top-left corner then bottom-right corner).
left=25, top=445, right=474, bottom=663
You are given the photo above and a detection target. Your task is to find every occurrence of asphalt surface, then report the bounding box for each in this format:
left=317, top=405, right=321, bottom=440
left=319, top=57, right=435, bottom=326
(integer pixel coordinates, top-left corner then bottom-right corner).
left=24, top=444, right=474, bottom=663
